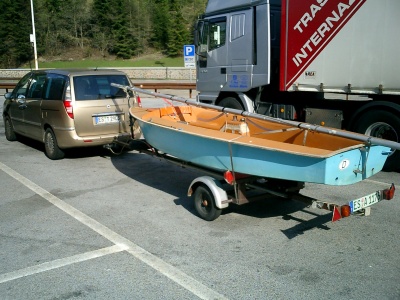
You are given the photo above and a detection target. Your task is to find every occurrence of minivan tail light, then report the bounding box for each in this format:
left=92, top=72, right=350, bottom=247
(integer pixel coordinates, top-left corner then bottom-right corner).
left=64, top=100, right=74, bottom=119
left=64, top=84, right=74, bottom=119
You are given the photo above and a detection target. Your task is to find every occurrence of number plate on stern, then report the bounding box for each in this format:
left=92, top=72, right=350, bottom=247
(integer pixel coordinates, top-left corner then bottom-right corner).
left=95, top=115, right=120, bottom=124
left=349, top=191, right=382, bottom=213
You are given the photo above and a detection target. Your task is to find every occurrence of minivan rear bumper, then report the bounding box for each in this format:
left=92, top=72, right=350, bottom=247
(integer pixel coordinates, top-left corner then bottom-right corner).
left=54, top=128, right=131, bottom=149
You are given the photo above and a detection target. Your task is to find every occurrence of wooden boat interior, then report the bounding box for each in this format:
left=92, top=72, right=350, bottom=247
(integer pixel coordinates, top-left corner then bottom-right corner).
left=140, top=105, right=364, bottom=152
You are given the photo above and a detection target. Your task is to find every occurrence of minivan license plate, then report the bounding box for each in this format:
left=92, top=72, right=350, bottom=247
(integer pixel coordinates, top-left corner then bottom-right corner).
left=95, top=115, right=120, bottom=124
left=349, top=191, right=382, bottom=213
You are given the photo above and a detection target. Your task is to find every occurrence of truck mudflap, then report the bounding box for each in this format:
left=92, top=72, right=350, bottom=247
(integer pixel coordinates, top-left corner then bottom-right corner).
left=293, top=184, right=396, bottom=222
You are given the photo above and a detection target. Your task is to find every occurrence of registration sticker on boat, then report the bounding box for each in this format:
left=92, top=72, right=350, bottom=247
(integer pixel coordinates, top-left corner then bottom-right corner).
left=339, top=159, right=350, bottom=170
left=95, top=115, right=120, bottom=124
left=349, top=191, right=382, bottom=213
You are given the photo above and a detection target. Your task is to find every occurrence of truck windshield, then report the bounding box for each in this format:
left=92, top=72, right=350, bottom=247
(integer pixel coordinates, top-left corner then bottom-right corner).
left=197, top=17, right=226, bottom=68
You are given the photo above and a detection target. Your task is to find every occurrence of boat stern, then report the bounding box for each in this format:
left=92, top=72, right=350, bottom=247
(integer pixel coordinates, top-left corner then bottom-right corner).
left=323, top=145, right=391, bottom=185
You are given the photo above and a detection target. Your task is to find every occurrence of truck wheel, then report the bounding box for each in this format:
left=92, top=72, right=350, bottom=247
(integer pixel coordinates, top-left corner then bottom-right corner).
left=219, top=97, right=244, bottom=110
left=194, top=185, right=222, bottom=221
left=353, top=110, right=400, bottom=171
left=44, top=128, right=65, bottom=160
left=4, top=116, right=17, bottom=141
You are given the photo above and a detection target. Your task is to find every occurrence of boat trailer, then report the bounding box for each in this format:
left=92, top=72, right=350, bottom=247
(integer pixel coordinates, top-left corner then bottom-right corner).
left=111, top=83, right=397, bottom=222
left=128, top=139, right=395, bottom=222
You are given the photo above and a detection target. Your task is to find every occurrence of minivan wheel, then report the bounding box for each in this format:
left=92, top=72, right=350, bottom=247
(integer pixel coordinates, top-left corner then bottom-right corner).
left=44, top=128, right=65, bottom=160
left=4, top=116, right=18, bottom=141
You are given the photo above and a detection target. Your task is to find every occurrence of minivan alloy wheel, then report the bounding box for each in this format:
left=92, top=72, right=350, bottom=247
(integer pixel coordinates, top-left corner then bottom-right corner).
left=44, top=128, right=65, bottom=160
left=4, top=116, right=17, bottom=141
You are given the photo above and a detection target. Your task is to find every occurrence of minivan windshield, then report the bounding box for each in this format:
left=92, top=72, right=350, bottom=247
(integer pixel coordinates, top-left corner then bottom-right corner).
left=73, top=75, right=130, bottom=100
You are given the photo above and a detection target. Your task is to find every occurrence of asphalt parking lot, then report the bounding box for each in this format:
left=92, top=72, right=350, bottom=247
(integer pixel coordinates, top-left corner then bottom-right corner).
left=1, top=90, right=400, bottom=299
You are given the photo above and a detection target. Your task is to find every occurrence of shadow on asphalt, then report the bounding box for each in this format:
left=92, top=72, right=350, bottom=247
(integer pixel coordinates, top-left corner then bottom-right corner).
left=11, top=135, right=114, bottom=159
left=7, top=132, right=334, bottom=237
left=110, top=150, right=333, bottom=238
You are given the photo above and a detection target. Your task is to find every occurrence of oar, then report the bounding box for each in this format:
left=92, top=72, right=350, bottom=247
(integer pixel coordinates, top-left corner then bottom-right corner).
left=111, top=83, right=400, bottom=151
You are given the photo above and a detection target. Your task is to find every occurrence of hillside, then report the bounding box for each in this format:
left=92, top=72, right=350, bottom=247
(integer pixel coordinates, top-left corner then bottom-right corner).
left=0, top=0, right=207, bottom=68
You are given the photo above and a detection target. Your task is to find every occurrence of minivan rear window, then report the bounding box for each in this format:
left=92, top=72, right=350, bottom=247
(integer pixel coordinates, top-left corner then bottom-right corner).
left=73, top=75, right=130, bottom=100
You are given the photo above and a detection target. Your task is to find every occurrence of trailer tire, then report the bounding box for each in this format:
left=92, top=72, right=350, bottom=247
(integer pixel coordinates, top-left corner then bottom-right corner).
left=218, top=97, right=244, bottom=110
left=353, top=110, right=400, bottom=171
left=194, top=185, right=222, bottom=221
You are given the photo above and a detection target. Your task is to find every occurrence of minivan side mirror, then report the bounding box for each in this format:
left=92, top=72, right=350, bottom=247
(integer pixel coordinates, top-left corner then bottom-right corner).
left=17, top=94, right=26, bottom=105
left=4, top=92, right=12, bottom=100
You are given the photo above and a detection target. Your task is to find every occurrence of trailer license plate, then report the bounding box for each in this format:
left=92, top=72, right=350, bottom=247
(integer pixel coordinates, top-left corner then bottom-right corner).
left=95, top=115, right=120, bottom=124
left=349, top=191, right=382, bottom=213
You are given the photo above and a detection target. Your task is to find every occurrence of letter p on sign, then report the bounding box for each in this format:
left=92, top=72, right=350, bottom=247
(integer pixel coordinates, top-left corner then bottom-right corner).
left=184, top=45, right=195, bottom=57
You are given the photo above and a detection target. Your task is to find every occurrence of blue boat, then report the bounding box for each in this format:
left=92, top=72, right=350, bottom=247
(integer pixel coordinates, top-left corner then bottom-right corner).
left=129, top=105, right=392, bottom=186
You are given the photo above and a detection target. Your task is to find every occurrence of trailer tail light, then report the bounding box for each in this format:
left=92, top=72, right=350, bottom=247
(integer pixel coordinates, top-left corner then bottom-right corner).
left=224, top=171, right=235, bottom=185
left=383, top=183, right=395, bottom=200
left=341, top=205, right=351, bottom=217
left=332, top=204, right=351, bottom=222
left=63, top=84, right=74, bottom=119
left=224, top=171, right=251, bottom=185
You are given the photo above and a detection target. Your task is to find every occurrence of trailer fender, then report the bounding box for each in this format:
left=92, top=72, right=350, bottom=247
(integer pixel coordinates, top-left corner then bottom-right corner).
left=188, top=176, right=229, bottom=209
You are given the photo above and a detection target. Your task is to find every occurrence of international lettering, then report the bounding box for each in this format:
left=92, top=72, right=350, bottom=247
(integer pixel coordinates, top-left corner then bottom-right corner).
left=292, top=0, right=356, bottom=68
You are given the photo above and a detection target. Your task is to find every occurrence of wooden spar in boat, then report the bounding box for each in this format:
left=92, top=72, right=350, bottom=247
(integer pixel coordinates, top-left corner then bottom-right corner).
left=111, top=83, right=400, bottom=151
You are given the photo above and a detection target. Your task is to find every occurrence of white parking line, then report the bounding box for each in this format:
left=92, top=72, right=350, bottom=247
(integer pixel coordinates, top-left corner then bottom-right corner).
left=0, top=245, right=128, bottom=284
left=0, top=162, right=228, bottom=300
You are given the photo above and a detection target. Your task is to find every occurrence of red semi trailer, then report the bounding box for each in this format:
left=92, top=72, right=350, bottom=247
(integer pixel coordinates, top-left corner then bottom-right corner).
left=195, top=0, right=400, bottom=170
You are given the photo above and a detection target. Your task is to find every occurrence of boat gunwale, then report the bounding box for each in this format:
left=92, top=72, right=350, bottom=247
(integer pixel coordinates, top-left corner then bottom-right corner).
left=130, top=106, right=366, bottom=159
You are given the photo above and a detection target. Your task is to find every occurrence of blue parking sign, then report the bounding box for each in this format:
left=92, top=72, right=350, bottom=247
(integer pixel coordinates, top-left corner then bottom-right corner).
left=184, top=45, right=195, bottom=68
left=184, top=45, right=195, bottom=57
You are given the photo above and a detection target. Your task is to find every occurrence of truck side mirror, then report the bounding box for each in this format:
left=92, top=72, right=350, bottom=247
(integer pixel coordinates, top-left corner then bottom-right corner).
left=195, top=20, right=204, bottom=46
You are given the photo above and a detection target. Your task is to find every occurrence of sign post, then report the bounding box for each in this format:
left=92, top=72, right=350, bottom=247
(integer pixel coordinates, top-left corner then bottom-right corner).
left=30, top=0, right=38, bottom=70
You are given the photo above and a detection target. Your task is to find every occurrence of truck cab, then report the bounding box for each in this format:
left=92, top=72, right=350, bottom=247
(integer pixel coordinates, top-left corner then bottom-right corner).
left=196, top=0, right=281, bottom=112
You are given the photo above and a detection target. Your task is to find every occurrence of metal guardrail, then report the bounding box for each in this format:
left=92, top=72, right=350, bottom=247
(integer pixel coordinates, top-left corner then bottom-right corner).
left=0, top=78, right=197, bottom=97
left=0, top=77, right=20, bottom=93
left=133, top=82, right=196, bottom=98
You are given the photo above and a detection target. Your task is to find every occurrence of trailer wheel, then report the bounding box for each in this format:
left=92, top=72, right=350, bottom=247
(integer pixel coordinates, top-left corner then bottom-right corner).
left=194, top=185, right=222, bottom=221
left=219, top=97, right=244, bottom=110
left=353, top=110, right=400, bottom=171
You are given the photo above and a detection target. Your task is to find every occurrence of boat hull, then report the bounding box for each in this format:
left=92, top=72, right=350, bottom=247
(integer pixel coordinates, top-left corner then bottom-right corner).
left=135, top=115, right=389, bottom=185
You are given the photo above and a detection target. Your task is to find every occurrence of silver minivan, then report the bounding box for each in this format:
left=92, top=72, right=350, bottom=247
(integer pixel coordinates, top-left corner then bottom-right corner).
left=3, top=69, right=134, bottom=159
